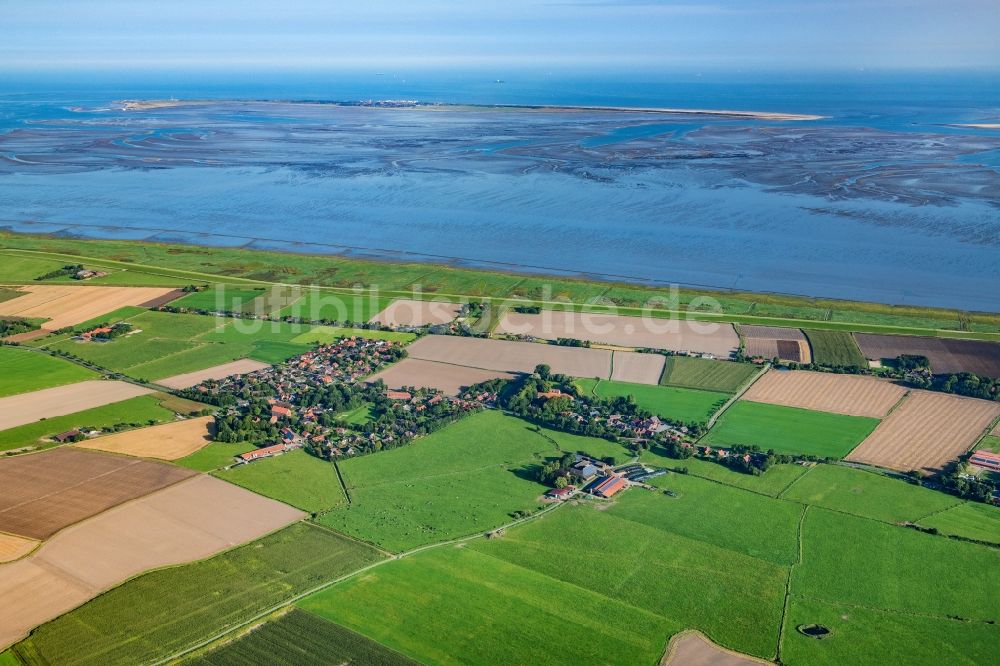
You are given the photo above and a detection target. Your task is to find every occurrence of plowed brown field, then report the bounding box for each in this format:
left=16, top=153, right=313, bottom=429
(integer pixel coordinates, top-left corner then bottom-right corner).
left=407, top=335, right=615, bottom=380
left=156, top=359, right=271, bottom=389
left=742, top=370, right=906, bottom=418
left=73, top=417, right=214, bottom=460
left=610, top=351, right=666, bottom=384
left=0, top=448, right=195, bottom=540
left=846, top=391, right=1000, bottom=473
left=367, top=358, right=516, bottom=395
left=0, top=285, right=178, bottom=330
left=0, top=475, right=304, bottom=649
left=497, top=311, right=739, bottom=357
left=370, top=299, right=462, bottom=327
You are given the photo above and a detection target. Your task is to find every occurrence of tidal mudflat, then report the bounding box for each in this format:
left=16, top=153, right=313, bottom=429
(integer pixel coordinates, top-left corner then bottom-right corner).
left=1, top=101, right=998, bottom=310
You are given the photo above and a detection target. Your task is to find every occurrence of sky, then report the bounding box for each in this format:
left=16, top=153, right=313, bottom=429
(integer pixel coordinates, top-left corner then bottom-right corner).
left=2, top=0, right=999, bottom=74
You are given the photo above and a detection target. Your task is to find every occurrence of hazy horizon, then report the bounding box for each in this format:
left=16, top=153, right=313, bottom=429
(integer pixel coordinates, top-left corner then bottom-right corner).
left=3, top=0, right=999, bottom=75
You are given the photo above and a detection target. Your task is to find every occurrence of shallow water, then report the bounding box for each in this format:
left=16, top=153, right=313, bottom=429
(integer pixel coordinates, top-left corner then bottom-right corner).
left=0, top=74, right=998, bottom=311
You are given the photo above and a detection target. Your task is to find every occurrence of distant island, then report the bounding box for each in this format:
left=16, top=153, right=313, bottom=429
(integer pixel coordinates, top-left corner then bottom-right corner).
left=116, top=98, right=824, bottom=121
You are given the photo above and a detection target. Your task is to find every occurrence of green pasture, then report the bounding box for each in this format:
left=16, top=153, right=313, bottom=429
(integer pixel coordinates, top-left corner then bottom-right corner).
left=300, top=546, right=679, bottom=666
left=175, top=441, right=249, bottom=472
left=640, top=446, right=811, bottom=497
left=803, top=329, right=867, bottom=368
left=0, top=347, right=96, bottom=397
left=319, top=411, right=560, bottom=550
left=779, top=464, right=961, bottom=523
left=190, top=608, right=418, bottom=666
left=793, top=508, right=1000, bottom=620
left=216, top=449, right=347, bottom=514
left=277, top=290, right=395, bottom=323
left=781, top=597, right=998, bottom=666
left=918, top=502, right=1000, bottom=545
left=609, top=473, right=802, bottom=565
left=703, top=401, right=879, bottom=459
left=44, top=311, right=316, bottom=380
left=171, top=286, right=268, bottom=312
left=12, top=524, right=384, bottom=666
left=659, top=356, right=760, bottom=393
left=576, top=377, right=726, bottom=424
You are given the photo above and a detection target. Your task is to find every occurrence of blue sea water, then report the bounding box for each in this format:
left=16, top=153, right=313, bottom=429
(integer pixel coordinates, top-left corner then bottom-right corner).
left=0, top=71, right=998, bottom=311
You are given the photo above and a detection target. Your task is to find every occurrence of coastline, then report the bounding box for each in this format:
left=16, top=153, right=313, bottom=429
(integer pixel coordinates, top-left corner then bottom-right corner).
left=115, top=99, right=823, bottom=121
left=2, top=230, right=999, bottom=337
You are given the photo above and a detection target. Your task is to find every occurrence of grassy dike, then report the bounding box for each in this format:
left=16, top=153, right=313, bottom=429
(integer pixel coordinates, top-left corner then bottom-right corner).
left=2, top=231, right=999, bottom=338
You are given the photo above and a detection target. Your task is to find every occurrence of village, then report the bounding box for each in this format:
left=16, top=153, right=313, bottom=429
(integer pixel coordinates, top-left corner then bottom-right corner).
left=183, top=337, right=493, bottom=463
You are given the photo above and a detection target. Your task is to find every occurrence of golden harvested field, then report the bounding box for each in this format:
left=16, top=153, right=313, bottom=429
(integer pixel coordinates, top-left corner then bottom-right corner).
left=74, top=416, right=214, bottom=460
left=370, top=298, right=462, bottom=327
left=156, top=359, right=271, bottom=389
left=846, top=391, right=1000, bottom=473
left=497, top=311, right=739, bottom=357
left=610, top=350, right=666, bottom=384
left=407, top=335, right=615, bottom=381
left=0, top=285, right=178, bottom=331
left=367, top=358, right=516, bottom=395
left=0, top=380, right=154, bottom=430
left=0, top=475, right=305, bottom=649
left=663, top=631, right=770, bottom=666
left=0, top=534, right=37, bottom=563
left=0, top=448, right=195, bottom=540
left=742, top=370, right=907, bottom=418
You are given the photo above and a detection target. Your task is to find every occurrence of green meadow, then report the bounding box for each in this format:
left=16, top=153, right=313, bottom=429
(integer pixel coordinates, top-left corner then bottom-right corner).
left=779, top=463, right=962, bottom=523
left=301, top=545, right=676, bottom=666
left=781, top=597, right=998, bottom=666
left=703, top=400, right=879, bottom=458
left=659, top=356, right=760, bottom=392
left=0, top=347, right=96, bottom=397
left=13, top=524, right=384, bottom=666
left=171, top=286, right=268, bottom=312
left=918, top=502, right=1000, bottom=545
left=641, top=445, right=811, bottom=497
left=318, top=411, right=561, bottom=551
left=175, top=441, right=249, bottom=472
left=793, top=508, right=1000, bottom=620
left=216, top=449, right=347, bottom=514
left=44, top=311, right=318, bottom=380
left=576, top=377, right=727, bottom=424
left=277, top=291, right=396, bottom=323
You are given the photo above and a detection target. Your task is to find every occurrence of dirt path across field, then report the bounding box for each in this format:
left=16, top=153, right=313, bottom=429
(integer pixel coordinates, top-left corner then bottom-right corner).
left=662, top=630, right=772, bottom=665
